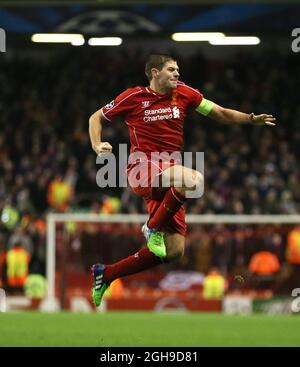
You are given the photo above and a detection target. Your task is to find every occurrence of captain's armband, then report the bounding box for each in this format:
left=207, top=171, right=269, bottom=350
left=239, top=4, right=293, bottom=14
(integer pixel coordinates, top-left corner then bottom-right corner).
left=196, top=98, right=215, bottom=116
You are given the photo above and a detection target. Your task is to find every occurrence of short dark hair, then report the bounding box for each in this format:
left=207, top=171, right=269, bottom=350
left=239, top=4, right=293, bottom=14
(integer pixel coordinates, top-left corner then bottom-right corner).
left=145, top=54, right=176, bottom=81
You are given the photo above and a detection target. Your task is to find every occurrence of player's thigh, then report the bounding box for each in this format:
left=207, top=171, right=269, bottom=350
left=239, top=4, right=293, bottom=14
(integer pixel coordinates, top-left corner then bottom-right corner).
left=165, top=232, right=185, bottom=260
left=161, top=164, right=202, bottom=189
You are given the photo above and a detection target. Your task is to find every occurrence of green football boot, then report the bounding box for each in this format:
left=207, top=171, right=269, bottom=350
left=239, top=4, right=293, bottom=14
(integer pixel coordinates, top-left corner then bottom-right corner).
left=142, top=222, right=167, bottom=258
left=91, top=264, right=109, bottom=307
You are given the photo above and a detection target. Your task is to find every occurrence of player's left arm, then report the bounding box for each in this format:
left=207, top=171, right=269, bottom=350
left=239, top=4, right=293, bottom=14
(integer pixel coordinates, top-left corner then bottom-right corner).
left=196, top=98, right=276, bottom=126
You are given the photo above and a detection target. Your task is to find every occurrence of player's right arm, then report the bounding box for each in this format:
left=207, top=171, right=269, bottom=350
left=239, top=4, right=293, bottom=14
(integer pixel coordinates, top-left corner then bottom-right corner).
left=89, top=87, right=141, bottom=155
left=89, top=109, right=112, bottom=155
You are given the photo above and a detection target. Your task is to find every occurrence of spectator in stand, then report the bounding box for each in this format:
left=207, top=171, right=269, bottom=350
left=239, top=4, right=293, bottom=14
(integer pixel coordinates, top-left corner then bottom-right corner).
left=203, top=268, right=227, bottom=300
left=0, top=238, right=6, bottom=288
left=286, top=225, right=300, bottom=266
left=277, top=225, right=300, bottom=293
left=47, top=173, right=73, bottom=212
left=7, top=226, right=33, bottom=256
left=6, top=240, right=30, bottom=293
left=104, top=278, right=125, bottom=299
left=248, top=250, right=281, bottom=290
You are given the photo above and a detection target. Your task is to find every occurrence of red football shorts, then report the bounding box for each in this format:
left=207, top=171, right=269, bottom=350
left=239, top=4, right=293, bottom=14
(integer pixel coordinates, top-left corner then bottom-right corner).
left=126, top=159, right=186, bottom=236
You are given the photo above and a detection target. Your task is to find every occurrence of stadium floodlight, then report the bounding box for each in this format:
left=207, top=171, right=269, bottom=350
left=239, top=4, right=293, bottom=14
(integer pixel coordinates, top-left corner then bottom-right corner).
left=71, top=38, right=85, bottom=46
left=88, top=37, right=123, bottom=46
left=31, top=33, right=85, bottom=44
left=172, top=32, right=225, bottom=42
left=209, top=36, right=261, bottom=45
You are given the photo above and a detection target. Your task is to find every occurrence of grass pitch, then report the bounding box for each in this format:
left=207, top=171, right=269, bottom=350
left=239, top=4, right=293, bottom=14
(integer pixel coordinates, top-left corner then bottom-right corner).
left=0, top=311, right=299, bottom=347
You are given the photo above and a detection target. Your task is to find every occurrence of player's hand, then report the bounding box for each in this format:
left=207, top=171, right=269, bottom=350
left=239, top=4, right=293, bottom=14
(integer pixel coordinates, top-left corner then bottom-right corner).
left=250, top=113, right=276, bottom=126
left=92, top=142, right=113, bottom=156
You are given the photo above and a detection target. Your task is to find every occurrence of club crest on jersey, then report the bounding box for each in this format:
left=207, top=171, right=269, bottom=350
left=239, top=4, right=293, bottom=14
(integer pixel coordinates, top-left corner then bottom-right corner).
left=105, top=100, right=114, bottom=109
left=172, top=106, right=180, bottom=118
left=142, top=101, right=150, bottom=108
left=171, top=90, right=178, bottom=105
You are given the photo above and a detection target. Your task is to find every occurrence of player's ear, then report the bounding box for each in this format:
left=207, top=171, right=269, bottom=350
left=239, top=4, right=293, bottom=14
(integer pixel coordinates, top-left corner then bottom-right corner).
left=151, top=68, right=159, bottom=79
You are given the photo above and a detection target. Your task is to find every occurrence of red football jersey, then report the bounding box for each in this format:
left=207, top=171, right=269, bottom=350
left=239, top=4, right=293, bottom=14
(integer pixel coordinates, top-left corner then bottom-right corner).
left=101, top=81, right=203, bottom=156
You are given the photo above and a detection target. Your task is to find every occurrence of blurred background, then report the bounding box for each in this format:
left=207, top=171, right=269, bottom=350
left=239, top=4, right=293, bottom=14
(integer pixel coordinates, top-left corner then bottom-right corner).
left=0, top=0, right=300, bottom=315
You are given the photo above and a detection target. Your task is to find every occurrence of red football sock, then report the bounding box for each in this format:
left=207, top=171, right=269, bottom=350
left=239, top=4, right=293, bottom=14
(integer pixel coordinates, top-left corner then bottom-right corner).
left=148, top=187, right=187, bottom=229
left=104, top=247, right=162, bottom=284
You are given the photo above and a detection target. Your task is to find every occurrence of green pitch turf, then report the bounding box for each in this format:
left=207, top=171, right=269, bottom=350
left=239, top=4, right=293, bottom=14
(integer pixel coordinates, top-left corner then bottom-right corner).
left=0, top=311, right=299, bottom=346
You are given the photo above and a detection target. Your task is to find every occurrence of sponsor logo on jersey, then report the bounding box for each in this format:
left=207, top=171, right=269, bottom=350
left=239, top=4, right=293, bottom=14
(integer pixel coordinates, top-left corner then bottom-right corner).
left=143, top=107, right=180, bottom=122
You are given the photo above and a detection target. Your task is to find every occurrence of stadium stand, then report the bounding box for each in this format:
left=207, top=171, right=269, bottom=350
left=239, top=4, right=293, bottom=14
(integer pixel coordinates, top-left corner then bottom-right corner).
left=0, top=47, right=299, bottom=294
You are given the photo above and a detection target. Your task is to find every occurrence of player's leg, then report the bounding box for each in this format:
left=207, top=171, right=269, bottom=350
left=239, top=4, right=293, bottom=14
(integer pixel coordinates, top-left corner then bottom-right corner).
left=163, top=164, right=203, bottom=195
left=91, top=164, right=196, bottom=306
left=147, top=165, right=203, bottom=230
left=91, top=245, right=163, bottom=306
left=91, top=197, right=186, bottom=307
left=143, top=165, right=201, bottom=257
left=91, top=233, right=185, bottom=307
left=165, top=232, right=185, bottom=262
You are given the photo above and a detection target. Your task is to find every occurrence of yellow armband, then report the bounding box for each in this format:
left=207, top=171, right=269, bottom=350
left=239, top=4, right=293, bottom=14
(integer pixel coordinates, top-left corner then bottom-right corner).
left=196, top=98, right=215, bottom=116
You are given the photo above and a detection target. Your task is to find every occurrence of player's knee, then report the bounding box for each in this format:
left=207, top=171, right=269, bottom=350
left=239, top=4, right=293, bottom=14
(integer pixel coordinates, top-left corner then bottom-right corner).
left=191, top=170, right=203, bottom=189
left=194, top=170, right=203, bottom=186
left=183, top=169, right=203, bottom=191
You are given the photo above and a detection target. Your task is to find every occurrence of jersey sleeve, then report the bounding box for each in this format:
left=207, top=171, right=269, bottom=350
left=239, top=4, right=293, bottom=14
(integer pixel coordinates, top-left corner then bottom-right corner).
left=189, top=88, right=203, bottom=109
left=180, top=82, right=203, bottom=109
left=184, top=84, right=215, bottom=116
left=101, top=87, right=141, bottom=122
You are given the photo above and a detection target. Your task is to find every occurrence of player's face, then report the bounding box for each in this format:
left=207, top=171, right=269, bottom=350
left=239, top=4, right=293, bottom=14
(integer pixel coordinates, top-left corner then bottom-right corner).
left=156, top=61, right=180, bottom=91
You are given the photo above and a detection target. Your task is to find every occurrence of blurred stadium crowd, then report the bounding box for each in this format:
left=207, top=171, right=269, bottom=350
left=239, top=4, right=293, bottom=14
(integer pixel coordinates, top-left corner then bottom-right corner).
left=0, top=46, right=299, bottom=292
